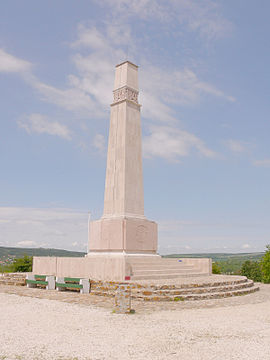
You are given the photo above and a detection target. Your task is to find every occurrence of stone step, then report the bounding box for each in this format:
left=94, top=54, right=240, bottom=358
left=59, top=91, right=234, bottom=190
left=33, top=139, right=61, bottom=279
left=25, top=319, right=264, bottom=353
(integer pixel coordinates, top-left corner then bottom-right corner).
left=132, top=268, right=198, bottom=275
left=131, top=264, right=194, bottom=270
left=134, top=280, right=254, bottom=296
left=90, top=280, right=259, bottom=301
left=130, top=277, right=249, bottom=290
left=130, top=272, right=206, bottom=280
left=90, top=278, right=248, bottom=292
left=128, top=260, right=187, bottom=265
left=139, top=285, right=260, bottom=301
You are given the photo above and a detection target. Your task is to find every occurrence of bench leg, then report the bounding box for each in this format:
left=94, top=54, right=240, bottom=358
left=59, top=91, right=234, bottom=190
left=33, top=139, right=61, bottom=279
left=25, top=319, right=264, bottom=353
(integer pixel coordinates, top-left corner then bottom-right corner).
left=80, top=279, right=90, bottom=294
left=56, top=277, right=66, bottom=291
left=26, top=273, right=37, bottom=288
left=46, top=276, right=55, bottom=290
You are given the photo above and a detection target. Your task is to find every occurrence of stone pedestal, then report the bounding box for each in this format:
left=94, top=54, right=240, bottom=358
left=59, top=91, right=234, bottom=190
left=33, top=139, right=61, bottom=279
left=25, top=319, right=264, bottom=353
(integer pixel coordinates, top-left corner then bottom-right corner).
left=89, top=217, right=157, bottom=254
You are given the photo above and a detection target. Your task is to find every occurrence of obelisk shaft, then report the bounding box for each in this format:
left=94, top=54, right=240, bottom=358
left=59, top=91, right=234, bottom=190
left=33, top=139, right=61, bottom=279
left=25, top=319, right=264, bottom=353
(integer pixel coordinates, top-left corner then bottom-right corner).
left=89, top=61, right=157, bottom=254
left=103, top=61, right=144, bottom=218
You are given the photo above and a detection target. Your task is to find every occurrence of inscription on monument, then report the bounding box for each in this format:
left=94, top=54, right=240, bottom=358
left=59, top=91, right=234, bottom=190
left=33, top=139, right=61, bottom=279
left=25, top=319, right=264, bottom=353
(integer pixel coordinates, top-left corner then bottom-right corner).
left=136, top=225, right=148, bottom=243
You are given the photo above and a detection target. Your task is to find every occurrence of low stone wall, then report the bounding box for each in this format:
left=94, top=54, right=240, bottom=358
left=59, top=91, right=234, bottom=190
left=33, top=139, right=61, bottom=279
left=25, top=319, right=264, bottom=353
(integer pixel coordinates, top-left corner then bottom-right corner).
left=0, top=273, right=26, bottom=286
left=0, top=273, right=259, bottom=301
left=33, top=256, right=127, bottom=281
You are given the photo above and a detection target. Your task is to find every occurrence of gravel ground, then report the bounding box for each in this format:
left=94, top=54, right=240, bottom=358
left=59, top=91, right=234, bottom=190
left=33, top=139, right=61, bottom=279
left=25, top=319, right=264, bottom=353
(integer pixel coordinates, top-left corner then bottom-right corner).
left=1, top=284, right=270, bottom=360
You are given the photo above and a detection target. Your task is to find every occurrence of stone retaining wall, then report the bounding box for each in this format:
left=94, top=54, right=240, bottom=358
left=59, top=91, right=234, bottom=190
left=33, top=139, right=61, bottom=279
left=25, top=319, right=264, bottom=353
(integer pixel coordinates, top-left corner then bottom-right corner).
left=0, top=273, right=26, bottom=286
left=0, top=273, right=259, bottom=301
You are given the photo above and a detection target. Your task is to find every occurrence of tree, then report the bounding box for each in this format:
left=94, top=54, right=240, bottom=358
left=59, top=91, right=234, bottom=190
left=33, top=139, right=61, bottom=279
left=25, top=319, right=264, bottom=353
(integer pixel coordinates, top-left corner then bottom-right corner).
left=241, top=260, right=262, bottom=282
left=11, top=256, right=33, bottom=272
left=212, top=262, right=221, bottom=274
left=261, top=245, right=270, bottom=283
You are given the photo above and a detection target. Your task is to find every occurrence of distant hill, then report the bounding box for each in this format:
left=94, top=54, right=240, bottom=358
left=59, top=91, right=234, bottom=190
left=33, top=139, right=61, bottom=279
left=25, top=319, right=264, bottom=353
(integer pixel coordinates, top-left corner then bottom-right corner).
left=0, top=246, right=86, bottom=259
left=0, top=246, right=265, bottom=263
left=163, top=252, right=265, bottom=262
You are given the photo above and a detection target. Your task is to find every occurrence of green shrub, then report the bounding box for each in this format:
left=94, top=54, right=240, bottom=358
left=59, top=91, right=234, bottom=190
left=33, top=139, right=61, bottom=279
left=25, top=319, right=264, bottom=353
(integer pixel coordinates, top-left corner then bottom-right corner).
left=240, top=260, right=262, bottom=282
left=0, top=263, right=14, bottom=273
left=261, top=245, right=270, bottom=283
left=11, top=256, right=33, bottom=272
left=212, top=262, right=221, bottom=274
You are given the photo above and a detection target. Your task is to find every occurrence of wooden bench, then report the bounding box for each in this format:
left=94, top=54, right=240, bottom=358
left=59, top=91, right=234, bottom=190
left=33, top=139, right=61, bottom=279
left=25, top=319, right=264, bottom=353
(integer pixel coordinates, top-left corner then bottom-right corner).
left=56, top=277, right=90, bottom=294
left=26, top=274, right=55, bottom=290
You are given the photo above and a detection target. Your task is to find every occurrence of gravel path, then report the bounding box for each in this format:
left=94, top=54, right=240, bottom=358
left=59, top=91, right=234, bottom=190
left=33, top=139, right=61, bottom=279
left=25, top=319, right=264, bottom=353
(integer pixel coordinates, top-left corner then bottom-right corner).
left=1, top=284, right=270, bottom=359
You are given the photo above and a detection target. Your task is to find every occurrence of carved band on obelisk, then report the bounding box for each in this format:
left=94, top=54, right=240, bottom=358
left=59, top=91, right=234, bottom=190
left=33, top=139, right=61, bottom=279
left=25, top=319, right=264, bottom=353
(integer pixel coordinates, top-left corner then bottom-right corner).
left=88, top=61, right=157, bottom=254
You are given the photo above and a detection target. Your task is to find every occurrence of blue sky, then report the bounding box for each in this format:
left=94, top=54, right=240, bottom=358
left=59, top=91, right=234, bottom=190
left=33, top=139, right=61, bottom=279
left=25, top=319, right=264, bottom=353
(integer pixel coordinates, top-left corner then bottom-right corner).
left=1, top=0, right=270, bottom=254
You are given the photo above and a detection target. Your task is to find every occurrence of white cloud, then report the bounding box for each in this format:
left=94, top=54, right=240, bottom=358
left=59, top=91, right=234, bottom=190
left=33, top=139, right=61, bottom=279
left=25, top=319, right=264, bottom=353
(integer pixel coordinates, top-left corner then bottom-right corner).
left=253, top=159, right=270, bottom=167
left=17, top=240, right=37, bottom=247
left=0, top=208, right=267, bottom=254
left=140, top=65, right=235, bottom=123
left=225, top=139, right=248, bottom=153
left=95, top=0, right=233, bottom=40
left=0, top=48, right=32, bottom=73
left=0, top=207, right=88, bottom=252
left=20, top=24, right=230, bottom=124
left=38, top=23, right=233, bottom=154
left=143, top=125, right=216, bottom=161
left=3, top=23, right=234, bottom=162
left=18, top=113, right=72, bottom=140
left=33, top=81, right=103, bottom=117
left=71, top=25, right=235, bottom=118
left=93, top=134, right=106, bottom=152
left=157, top=218, right=268, bottom=254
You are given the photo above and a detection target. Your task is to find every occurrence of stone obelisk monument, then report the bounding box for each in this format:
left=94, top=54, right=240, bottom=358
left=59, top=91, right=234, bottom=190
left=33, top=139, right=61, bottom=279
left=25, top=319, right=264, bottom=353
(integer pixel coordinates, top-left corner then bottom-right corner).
left=88, top=61, right=158, bottom=255
left=32, top=61, right=212, bottom=280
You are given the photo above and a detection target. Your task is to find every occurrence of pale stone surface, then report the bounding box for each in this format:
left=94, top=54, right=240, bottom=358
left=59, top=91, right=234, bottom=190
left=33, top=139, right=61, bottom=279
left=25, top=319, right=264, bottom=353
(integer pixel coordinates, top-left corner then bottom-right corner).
left=114, top=61, right=139, bottom=91
left=89, top=217, right=157, bottom=253
left=103, top=65, right=144, bottom=218
left=33, top=256, right=126, bottom=281
left=88, top=60, right=158, bottom=256
left=33, top=255, right=211, bottom=281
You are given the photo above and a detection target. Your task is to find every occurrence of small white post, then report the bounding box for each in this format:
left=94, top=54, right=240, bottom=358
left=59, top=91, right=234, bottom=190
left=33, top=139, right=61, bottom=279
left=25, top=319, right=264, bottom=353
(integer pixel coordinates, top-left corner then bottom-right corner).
left=46, top=276, right=55, bottom=290
left=26, top=273, right=36, bottom=288
left=80, top=278, right=90, bottom=294
left=56, top=277, right=66, bottom=291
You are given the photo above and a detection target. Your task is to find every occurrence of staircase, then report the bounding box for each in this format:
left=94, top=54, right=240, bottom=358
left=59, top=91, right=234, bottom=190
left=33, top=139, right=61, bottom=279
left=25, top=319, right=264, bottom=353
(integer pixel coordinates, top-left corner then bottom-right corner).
left=128, top=257, right=211, bottom=280
left=132, top=277, right=259, bottom=301
left=90, top=275, right=259, bottom=301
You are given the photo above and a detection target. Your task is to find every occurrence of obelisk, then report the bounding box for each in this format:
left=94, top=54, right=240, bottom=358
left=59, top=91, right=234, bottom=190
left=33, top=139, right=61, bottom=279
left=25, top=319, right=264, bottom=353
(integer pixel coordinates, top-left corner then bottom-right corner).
left=88, top=61, right=158, bottom=254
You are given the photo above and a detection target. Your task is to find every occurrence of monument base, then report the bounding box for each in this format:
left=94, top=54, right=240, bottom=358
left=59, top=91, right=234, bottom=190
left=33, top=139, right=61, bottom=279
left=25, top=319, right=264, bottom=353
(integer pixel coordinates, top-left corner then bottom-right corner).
left=32, top=254, right=211, bottom=282
left=33, top=253, right=160, bottom=281
left=88, top=216, right=158, bottom=254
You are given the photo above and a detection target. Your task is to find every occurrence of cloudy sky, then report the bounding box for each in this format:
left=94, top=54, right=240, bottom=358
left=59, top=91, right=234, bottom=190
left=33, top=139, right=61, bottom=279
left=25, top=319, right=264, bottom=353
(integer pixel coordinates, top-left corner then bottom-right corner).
left=1, top=1, right=270, bottom=254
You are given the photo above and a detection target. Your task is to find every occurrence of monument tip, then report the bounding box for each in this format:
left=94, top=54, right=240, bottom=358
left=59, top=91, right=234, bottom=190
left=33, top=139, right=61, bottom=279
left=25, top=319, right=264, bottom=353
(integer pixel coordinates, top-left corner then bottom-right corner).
left=116, top=60, right=138, bottom=69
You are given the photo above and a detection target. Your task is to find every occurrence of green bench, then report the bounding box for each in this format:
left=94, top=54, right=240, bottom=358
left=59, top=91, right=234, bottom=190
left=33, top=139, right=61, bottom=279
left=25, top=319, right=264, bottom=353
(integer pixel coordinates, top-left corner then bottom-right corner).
left=56, top=277, right=90, bottom=294
left=26, top=274, right=55, bottom=290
